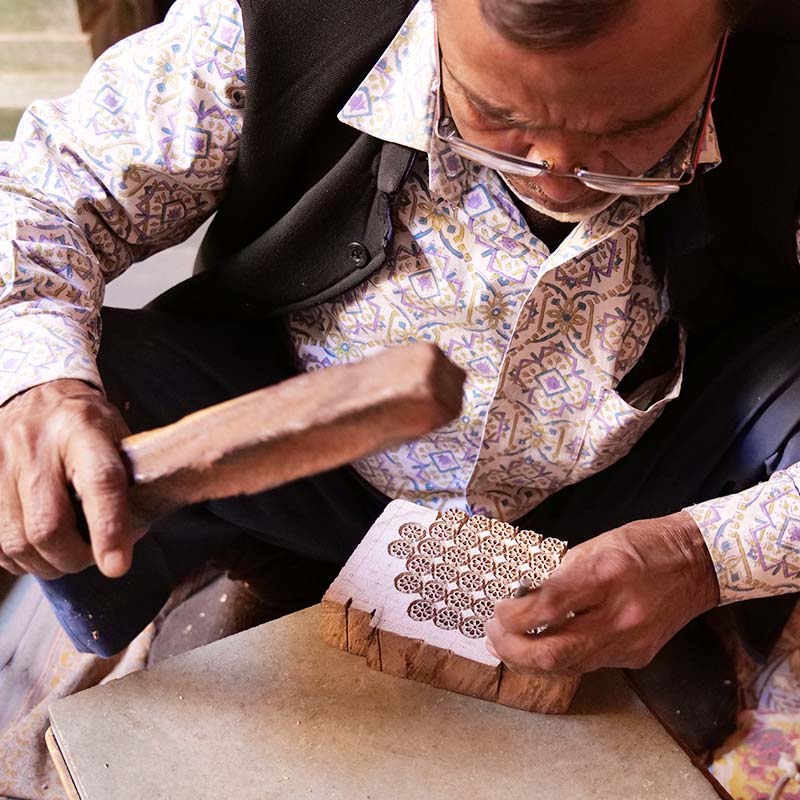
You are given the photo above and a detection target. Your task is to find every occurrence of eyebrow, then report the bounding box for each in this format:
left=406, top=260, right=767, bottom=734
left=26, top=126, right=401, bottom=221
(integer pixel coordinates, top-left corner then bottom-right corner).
left=443, top=59, right=700, bottom=138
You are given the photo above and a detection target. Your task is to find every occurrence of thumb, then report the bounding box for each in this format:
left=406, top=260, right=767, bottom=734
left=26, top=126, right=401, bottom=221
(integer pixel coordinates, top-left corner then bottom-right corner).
left=65, top=430, right=135, bottom=578
left=494, top=567, right=601, bottom=635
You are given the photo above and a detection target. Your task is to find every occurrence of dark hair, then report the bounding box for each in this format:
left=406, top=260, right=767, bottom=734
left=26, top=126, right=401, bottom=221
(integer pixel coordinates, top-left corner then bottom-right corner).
left=478, top=0, right=745, bottom=51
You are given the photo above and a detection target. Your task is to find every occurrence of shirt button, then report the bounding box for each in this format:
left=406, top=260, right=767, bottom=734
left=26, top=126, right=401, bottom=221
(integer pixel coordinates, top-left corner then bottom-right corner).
left=347, top=242, right=369, bottom=268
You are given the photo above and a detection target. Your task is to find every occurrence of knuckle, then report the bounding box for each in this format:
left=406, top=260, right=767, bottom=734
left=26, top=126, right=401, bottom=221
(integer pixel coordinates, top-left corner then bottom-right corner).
left=26, top=516, right=61, bottom=548
left=57, top=400, right=106, bottom=437
left=587, top=549, right=631, bottom=584
left=87, top=459, right=127, bottom=493
left=532, top=599, right=563, bottom=623
left=2, top=537, right=32, bottom=561
left=6, top=423, right=32, bottom=458
left=617, top=604, right=648, bottom=633
left=0, top=550, right=22, bottom=574
left=93, top=512, right=123, bottom=532
left=528, top=646, right=562, bottom=674
left=491, top=601, right=515, bottom=627
left=88, top=512, right=128, bottom=542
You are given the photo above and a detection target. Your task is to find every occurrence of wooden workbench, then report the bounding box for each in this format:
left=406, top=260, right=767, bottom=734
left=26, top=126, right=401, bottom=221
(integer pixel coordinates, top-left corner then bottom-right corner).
left=48, top=605, right=722, bottom=799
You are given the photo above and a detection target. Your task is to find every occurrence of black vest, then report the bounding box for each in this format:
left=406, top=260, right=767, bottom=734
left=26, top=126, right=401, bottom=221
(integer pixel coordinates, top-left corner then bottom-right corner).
left=151, top=0, right=800, bottom=335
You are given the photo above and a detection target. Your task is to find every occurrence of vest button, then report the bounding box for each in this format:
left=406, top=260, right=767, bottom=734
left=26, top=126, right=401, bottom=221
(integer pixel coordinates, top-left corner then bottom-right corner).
left=347, top=242, right=369, bottom=268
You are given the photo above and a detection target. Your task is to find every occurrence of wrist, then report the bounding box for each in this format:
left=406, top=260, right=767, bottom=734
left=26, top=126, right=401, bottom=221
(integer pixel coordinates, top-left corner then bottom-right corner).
left=3, top=378, right=103, bottom=409
left=662, top=510, right=720, bottom=612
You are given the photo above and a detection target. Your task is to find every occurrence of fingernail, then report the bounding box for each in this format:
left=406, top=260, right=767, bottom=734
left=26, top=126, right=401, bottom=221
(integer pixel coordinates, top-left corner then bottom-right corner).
left=102, top=549, right=129, bottom=576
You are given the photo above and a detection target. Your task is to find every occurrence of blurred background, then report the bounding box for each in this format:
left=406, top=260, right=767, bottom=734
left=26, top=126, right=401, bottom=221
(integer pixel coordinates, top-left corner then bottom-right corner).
left=0, top=0, right=171, bottom=141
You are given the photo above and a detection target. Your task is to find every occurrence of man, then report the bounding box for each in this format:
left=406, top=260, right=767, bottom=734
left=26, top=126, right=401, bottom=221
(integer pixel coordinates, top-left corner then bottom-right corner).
left=1, top=0, right=798, bottom=747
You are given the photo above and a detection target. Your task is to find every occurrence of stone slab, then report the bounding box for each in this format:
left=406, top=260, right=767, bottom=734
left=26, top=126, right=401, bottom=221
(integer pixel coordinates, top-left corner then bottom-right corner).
left=49, top=606, right=721, bottom=800
left=0, top=0, right=83, bottom=34
left=0, top=34, right=93, bottom=73
left=0, top=71, right=89, bottom=140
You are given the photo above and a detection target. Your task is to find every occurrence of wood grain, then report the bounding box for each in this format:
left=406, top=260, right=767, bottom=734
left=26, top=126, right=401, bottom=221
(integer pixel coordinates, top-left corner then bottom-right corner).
left=497, top=665, right=581, bottom=714
left=325, top=598, right=578, bottom=713
left=46, top=727, right=82, bottom=800
left=322, top=500, right=581, bottom=714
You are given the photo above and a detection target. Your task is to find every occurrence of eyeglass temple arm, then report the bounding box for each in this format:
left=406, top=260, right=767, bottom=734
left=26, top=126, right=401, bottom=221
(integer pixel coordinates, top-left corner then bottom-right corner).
left=687, top=31, right=728, bottom=172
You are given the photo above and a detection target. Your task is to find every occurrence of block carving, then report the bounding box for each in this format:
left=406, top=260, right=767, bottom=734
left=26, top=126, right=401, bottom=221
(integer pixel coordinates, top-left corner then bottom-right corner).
left=322, top=500, right=580, bottom=714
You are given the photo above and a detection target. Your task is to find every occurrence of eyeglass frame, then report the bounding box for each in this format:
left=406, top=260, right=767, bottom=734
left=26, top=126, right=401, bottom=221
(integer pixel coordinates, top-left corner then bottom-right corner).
left=434, top=31, right=728, bottom=196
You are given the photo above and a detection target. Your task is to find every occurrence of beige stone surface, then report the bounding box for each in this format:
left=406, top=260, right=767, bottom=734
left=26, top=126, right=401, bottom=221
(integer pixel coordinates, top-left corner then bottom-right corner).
left=0, top=0, right=91, bottom=140
left=49, top=606, right=720, bottom=800
left=0, top=0, right=84, bottom=34
left=0, top=0, right=158, bottom=140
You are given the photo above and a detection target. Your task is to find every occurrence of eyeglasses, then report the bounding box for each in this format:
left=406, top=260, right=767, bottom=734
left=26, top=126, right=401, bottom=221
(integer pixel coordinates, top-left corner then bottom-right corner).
left=434, top=33, right=728, bottom=197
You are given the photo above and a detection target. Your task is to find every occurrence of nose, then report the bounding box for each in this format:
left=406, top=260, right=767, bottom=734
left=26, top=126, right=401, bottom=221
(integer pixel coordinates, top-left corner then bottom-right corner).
left=522, top=138, right=597, bottom=203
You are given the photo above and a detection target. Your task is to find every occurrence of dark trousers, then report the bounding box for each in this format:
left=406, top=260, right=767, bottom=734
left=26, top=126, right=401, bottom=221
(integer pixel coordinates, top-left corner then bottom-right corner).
left=38, top=305, right=800, bottom=746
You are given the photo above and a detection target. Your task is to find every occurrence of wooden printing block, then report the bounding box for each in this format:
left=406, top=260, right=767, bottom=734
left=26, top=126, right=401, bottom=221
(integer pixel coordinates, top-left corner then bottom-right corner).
left=322, top=499, right=580, bottom=714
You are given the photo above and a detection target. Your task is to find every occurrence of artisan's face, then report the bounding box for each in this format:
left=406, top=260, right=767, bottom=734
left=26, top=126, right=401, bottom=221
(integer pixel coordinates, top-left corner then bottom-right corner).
left=436, top=0, right=722, bottom=218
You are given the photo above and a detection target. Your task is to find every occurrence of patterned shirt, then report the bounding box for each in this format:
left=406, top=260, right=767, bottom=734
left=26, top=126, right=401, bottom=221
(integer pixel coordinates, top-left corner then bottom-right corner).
left=1, top=0, right=799, bottom=606
left=291, top=0, right=718, bottom=522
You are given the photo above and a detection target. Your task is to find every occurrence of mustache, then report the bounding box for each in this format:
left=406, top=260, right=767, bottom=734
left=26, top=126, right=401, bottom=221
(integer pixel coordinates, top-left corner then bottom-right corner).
left=505, top=175, right=598, bottom=208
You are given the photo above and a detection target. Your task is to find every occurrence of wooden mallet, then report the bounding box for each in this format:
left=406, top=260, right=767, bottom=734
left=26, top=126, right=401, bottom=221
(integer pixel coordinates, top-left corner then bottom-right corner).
left=47, top=343, right=466, bottom=656
left=112, top=341, right=465, bottom=527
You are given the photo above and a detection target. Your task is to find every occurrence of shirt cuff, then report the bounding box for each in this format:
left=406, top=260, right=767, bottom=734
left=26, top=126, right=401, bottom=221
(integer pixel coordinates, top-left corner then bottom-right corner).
left=685, top=469, right=800, bottom=605
left=0, top=314, right=104, bottom=406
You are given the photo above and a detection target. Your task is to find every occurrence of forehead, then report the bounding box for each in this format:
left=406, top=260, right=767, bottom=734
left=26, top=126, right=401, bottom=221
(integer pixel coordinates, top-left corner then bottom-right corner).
left=436, top=0, right=721, bottom=131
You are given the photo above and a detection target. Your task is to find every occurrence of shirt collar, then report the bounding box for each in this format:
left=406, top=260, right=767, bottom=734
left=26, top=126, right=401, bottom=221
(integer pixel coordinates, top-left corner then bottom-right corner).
left=338, top=0, right=722, bottom=209
left=337, top=0, right=437, bottom=154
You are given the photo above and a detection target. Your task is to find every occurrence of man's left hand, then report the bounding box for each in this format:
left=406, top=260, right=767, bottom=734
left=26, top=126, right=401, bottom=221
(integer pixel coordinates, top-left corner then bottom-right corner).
left=485, top=511, right=720, bottom=674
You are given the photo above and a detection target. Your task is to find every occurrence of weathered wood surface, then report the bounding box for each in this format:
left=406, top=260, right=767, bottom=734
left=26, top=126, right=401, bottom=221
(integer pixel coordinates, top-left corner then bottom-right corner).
left=47, top=606, right=721, bottom=800
left=108, top=343, right=464, bottom=526
left=45, top=727, right=81, bottom=800
left=322, top=499, right=580, bottom=714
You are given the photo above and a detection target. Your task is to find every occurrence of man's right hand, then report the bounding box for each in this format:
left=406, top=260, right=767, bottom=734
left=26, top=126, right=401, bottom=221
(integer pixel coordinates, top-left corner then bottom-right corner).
left=0, top=379, right=139, bottom=580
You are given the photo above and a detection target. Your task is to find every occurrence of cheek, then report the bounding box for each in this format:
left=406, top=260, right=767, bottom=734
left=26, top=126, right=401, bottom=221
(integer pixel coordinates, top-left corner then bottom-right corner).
left=450, top=113, right=531, bottom=156
left=609, top=139, right=667, bottom=174
left=611, top=127, right=688, bottom=173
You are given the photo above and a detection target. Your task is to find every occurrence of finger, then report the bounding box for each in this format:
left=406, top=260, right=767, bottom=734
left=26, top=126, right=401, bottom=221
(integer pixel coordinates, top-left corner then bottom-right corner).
left=493, top=572, right=602, bottom=636
left=0, top=553, right=23, bottom=576
left=0, top=488, right=64, bottom=580
left=0, top=485, right=23, bottom=574
left=486, top=611, right=605, bottom=675
left=566, top=613, right=671, bottom=672
left=18, top=459, right=93, bottom=574
left=64, top=430, right=133, bottom=578
left=565, top=631, right=647, bottom=672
